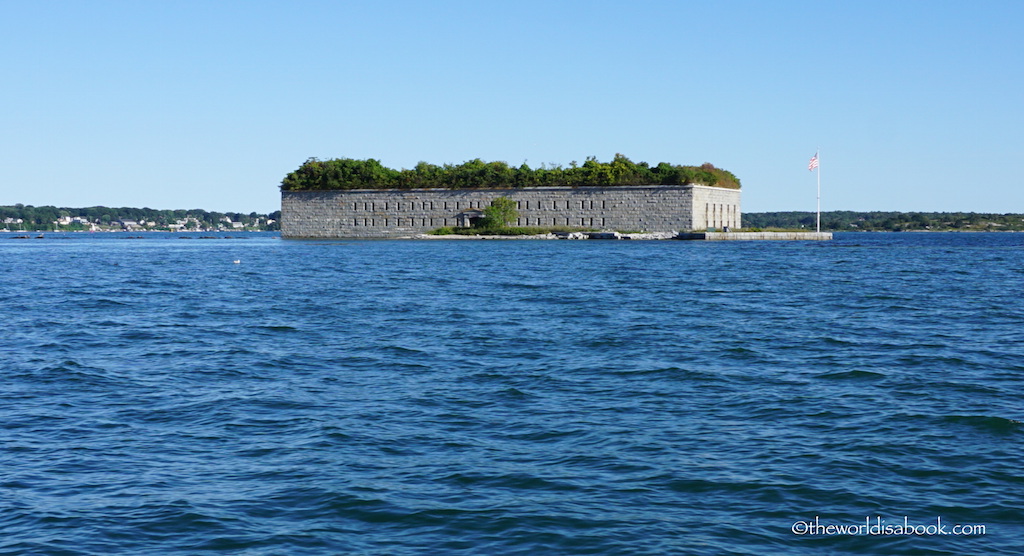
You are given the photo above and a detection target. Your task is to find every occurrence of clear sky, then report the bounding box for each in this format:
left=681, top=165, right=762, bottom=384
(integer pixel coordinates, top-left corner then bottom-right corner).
left=3, top=0, right=1022, bottom=214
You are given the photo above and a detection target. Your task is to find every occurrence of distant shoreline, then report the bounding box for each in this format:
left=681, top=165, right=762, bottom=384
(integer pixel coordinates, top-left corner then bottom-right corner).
left=4, top=205, right=1023, bottom=233
left=744, top=211, right=1024, bottom=232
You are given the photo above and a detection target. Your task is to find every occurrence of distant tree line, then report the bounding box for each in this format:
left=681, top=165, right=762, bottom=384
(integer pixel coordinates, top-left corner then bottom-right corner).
left=744, top=211, right=1024, bottom=232
left=0, top=204, right=281, bottom=231
left=280, top=154, right=741, bottom=191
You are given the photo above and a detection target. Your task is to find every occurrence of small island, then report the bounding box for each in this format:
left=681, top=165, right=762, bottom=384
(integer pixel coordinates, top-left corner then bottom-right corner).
left=280, top=155, right=744, bottom=239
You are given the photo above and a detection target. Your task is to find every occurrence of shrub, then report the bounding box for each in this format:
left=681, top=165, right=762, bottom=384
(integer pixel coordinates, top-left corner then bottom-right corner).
left=480, top=197, right=518, bottom=228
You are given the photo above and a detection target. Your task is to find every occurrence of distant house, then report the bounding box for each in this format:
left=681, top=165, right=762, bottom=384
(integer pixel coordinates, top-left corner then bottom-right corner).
left=119, top=220, right=139, bottom=230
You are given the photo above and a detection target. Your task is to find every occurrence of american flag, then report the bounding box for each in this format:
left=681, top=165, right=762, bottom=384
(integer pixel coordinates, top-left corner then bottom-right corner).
left=808, top=153, right=819, bottom=171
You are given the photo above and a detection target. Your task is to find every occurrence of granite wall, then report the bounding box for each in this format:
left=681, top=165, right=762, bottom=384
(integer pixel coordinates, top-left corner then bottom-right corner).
left=281, top=185, right=741, bottom=238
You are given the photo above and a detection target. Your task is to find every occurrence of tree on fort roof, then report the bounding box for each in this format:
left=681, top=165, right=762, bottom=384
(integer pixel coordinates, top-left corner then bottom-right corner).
left=280, top=155, right=742, bottom=191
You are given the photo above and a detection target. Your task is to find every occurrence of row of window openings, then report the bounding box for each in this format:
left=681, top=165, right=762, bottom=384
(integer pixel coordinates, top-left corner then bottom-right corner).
left=353, top=217, right=609, bottom=227
left=352, top=200, right=608, bottom=211
left=705, top=203, right=738, bottom=227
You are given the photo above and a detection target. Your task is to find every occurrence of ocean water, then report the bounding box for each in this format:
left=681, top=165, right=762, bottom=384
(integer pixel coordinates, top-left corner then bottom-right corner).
left=1, top=231, right=1022, bottom=555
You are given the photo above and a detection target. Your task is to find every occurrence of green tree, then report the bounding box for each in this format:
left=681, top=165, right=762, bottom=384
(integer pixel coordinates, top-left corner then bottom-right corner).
left=481, top=197, right=518, bottom=228
left=282, top=156, right=742, bottom=191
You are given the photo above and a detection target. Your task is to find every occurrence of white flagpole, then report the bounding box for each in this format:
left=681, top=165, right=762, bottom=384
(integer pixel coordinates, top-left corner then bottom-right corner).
left=816, top=147, right=821, bottom=233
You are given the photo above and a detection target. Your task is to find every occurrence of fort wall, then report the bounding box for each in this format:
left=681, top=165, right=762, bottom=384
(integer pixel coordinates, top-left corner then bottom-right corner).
left=281, top=185, right=740, bottom=238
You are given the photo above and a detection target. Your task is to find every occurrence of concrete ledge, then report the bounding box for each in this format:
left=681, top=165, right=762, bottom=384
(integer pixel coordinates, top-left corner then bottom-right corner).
left=677, top=232, right=833, bottom=241
left=411, top=231, right=678, bottom=240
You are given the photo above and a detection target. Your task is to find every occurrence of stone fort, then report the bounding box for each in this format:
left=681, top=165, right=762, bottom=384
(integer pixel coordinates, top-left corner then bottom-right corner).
left=281, top=184, right=740, bottom=238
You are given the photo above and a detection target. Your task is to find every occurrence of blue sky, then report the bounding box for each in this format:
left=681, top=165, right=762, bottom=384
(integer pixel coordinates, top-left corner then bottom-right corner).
left=3, top=0, right=1021, bottom=214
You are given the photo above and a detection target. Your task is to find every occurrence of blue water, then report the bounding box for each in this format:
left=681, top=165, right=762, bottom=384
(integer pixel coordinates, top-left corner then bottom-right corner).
left=1, top=232, right=1022, bottom=555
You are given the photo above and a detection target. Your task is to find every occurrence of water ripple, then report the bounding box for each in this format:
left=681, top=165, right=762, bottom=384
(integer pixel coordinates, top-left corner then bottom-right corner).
left=1, top=232, right=1022, bottom=554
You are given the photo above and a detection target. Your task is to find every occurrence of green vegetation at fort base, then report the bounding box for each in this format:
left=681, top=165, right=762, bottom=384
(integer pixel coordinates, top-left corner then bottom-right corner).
left=426, top=196, right=580, bottom=236
left=745, top=211, right=1024, bottom=232
left=481, top=197, right=518, bottom=228
left=280, top=154, right=741, bottom=191
left=427, top=196, right=594, bottom=236
left=0, top=205, right=281, bottom=232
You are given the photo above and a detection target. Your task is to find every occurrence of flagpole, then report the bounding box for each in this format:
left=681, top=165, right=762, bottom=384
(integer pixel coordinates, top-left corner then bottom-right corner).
left=816, top=147, right=821, bottom=233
